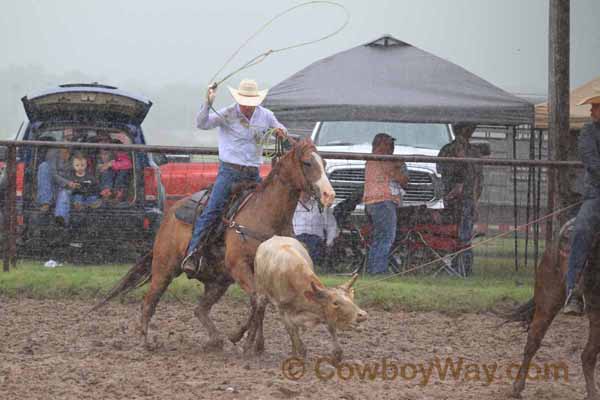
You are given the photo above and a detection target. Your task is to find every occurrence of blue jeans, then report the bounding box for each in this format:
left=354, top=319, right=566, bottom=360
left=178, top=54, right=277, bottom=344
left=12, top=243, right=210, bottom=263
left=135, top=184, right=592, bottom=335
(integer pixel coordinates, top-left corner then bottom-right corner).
left=566, top=197, right=600, bottom=290
left=455, top=198, right=475, bottom=274
left=55, top=189, right=100, bottom=225
left=297, top=233, right=324, bottom=265
left=366, top=201, right=397, bottom=274
left=36, top=161, right=54, bottom=205
left=187, top=162, right=260, bottom=255
left=99, top=169, right=131, bottom=190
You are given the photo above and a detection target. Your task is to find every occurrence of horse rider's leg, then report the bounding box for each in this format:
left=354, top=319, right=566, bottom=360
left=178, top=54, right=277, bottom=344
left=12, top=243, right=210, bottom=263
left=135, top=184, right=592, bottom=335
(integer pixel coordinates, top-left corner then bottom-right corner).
left=582, top=309, right=600, bottom=400
left=194, top=280, right=230, bottom=350
left=512, top=264, right=565, bottom=398
left=140, top=255, right=177, bottom=345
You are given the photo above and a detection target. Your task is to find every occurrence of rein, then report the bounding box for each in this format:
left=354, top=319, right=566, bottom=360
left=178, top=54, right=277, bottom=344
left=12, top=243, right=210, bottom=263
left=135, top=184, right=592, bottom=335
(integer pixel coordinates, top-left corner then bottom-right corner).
left=223, top=147, right=320, bottom=243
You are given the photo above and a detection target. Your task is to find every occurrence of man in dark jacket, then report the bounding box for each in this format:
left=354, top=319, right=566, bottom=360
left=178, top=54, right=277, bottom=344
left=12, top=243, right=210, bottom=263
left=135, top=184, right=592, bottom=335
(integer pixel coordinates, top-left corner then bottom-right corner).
left=564, top=95, right=600, bottom=315
left=437, top=123, right=483, bottom=276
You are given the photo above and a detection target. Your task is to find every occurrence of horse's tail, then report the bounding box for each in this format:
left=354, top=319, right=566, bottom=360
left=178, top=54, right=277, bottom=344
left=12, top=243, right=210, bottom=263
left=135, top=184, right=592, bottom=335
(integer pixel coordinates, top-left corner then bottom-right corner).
left=504, top=297, right=536, bottom=328
left=91, top=251, right=154, bottom=312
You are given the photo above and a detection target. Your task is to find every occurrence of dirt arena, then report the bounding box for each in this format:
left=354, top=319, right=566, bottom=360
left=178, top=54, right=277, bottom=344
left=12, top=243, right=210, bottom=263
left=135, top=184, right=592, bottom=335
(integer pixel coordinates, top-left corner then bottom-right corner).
left=0, top=297, right=592, bottom=400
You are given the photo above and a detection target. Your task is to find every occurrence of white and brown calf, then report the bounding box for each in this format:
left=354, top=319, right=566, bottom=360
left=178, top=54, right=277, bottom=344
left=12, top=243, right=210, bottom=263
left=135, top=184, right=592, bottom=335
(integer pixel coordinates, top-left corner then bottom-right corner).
left=255, top=236, right=367, bottom=361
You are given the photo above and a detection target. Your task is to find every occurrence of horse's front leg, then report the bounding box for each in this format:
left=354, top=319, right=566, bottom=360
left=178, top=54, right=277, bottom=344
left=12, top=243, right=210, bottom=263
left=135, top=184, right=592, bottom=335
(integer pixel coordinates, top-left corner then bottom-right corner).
left=582, top=309, right=600, bottom=400
left=194, top=280, right=230, bottom=351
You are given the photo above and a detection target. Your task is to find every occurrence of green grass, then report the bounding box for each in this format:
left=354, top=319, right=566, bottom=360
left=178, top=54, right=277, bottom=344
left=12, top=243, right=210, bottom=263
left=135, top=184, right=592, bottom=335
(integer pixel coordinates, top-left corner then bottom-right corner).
left=0, top=259, right=534, bottom=314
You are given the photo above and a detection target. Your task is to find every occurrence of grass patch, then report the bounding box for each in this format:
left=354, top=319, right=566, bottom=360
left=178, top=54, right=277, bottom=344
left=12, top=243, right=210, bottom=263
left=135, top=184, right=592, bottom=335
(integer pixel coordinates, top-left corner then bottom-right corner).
left=0, top=260, right=533, bottom=314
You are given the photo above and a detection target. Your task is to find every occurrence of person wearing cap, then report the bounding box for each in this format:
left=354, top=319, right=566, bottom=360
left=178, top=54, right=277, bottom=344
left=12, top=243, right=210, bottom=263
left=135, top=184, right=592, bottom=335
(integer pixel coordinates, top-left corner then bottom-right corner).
left=437, top=123, right=482, bottom=276
left=563, top=95, right=600, bottom=315
left=363, top=133, right=409, bottom=274
left=181, top=79, right=287, bottom=277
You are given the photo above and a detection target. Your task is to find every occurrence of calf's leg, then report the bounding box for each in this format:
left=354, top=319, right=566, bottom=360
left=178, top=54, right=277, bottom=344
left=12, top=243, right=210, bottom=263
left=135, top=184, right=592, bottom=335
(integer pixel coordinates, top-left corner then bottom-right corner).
left=327, top=324, right=343, bottom=363
left=281, top=310, right=307, bottom=358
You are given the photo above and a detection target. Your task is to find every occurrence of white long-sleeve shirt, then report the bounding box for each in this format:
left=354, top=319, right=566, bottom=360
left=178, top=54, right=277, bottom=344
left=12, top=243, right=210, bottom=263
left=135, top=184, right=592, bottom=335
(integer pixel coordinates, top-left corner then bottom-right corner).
left=293, top=199, right=339, bottom=246
left=196, top=103, right=286, bottom=167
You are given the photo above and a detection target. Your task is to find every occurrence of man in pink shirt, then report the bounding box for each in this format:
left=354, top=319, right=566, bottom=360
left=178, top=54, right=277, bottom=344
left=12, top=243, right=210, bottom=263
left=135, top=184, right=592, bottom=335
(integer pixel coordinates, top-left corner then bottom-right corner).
left=363, top=133, right=409, bottom=274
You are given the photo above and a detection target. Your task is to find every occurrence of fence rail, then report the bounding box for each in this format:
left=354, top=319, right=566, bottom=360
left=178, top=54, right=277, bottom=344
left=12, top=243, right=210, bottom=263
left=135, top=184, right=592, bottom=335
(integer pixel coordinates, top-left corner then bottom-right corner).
left=0, top=139, right=582, bottom=272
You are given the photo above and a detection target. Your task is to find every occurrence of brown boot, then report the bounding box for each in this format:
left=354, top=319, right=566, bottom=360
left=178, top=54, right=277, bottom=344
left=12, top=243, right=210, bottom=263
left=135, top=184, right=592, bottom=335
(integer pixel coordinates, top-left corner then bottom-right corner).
left=181, top=252, right=203, bottom=278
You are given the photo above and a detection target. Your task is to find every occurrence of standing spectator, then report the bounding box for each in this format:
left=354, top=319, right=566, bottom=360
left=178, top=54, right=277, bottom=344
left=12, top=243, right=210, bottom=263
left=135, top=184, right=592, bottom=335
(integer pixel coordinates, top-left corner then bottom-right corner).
left=363, top=133, right=409, bottom=275
left=437, top=123, right=483, bottom=276
left=293, top=191, right=338, bottom=267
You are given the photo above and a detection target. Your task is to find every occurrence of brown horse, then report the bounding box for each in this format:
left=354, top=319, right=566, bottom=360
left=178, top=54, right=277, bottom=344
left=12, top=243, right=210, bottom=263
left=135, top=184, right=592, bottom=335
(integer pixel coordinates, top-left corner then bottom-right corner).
left=95, top=138, right=335, bottom=352
left=509, top=220, right=600, bottom=399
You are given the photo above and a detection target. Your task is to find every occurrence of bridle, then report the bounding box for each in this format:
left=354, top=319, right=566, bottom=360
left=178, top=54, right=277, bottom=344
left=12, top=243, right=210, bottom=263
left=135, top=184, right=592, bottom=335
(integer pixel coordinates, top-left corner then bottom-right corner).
left=224, top=140, right=326, bottom=242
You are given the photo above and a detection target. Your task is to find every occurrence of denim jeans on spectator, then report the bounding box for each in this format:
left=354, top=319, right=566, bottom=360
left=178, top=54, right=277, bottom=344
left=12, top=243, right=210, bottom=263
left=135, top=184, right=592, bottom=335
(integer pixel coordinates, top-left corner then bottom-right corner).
left=36, top=161, right=54, bottom=205
left=566, top=197, right=600, bottom=291
left=55, top=189, right=100, bottom=225
left=366, top=200, right=397, bottom=274
left=297, top=233, right=324, bottom=265
left=99, top=169, right=131, bottom=191
left=455, top=198, right=475, bottom=274
left=187, top=162, right=260, bottom=256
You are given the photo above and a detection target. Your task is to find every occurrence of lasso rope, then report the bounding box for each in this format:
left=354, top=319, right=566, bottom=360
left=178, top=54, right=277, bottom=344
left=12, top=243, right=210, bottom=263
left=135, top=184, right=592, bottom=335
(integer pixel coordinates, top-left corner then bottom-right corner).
left=205, top=1, right=349, bottom=153
left=209, top=1, right=350, bottom=87
left=356, top=201, right=583, bottom=290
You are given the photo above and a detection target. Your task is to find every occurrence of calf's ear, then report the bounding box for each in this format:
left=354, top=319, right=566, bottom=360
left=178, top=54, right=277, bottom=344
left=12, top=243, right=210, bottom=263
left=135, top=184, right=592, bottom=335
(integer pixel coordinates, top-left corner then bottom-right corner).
left=304, top=281, right=329, bottom=303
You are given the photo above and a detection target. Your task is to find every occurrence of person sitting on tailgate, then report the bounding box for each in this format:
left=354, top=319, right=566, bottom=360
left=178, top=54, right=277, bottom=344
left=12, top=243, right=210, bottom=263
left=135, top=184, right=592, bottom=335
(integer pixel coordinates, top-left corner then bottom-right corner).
left=54, top=152, right=101, bottom=225
left=96, top=134, right=132, bottom=205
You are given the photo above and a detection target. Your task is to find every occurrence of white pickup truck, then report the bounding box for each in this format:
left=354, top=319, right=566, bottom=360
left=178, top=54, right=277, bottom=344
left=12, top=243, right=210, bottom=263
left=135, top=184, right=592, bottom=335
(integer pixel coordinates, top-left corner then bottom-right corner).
left=311, top=121, right=453, bottom=211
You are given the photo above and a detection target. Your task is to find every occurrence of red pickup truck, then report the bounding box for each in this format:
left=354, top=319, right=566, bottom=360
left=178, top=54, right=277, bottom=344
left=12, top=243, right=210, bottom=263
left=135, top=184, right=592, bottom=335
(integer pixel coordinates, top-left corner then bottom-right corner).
left=156, top=157, right=272, bottom=211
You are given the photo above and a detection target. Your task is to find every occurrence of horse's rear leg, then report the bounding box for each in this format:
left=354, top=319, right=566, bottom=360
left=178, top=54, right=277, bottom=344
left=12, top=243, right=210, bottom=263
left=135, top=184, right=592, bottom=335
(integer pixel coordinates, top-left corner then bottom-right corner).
left=512, top=296, right=563, bottom=398
left=194, top=281, right=230, bottom=350
left=140, top=267, right=176, bottom=345
left=582, top=309, right=600, bottom=400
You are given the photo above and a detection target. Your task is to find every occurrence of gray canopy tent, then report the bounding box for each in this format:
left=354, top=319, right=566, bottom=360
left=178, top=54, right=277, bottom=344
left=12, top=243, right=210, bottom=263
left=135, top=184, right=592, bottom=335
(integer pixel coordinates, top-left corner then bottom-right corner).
left=264, top=35, right=534, bottom=125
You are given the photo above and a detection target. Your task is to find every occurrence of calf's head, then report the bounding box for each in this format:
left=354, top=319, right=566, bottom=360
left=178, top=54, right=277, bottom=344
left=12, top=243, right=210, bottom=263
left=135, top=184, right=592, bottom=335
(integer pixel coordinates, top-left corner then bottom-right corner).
left=305, top=274, right=368, bottom=330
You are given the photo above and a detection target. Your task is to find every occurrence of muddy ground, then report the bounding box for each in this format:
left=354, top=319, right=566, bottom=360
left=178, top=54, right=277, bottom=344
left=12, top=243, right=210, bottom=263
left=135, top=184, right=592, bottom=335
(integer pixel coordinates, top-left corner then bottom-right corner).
left=0, top=297, right=593, bottom=400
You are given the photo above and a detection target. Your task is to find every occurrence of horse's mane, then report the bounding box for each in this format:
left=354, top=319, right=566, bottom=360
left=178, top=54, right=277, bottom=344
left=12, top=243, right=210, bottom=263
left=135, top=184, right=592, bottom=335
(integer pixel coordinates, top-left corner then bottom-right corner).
left=255, top=138, right=317, bottom=192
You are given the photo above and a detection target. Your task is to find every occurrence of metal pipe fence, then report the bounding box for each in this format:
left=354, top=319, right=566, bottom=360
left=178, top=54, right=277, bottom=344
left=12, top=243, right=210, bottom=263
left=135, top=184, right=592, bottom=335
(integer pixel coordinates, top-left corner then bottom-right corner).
left=0, top=140, right=583, bottom=274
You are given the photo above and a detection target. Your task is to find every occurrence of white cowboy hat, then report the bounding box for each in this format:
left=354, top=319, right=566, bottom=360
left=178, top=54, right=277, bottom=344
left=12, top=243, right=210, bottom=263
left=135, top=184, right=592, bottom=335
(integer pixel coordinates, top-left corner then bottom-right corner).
left=577, top=95, right=600, bottom=106
left=228, top=79, right=268, bottom=107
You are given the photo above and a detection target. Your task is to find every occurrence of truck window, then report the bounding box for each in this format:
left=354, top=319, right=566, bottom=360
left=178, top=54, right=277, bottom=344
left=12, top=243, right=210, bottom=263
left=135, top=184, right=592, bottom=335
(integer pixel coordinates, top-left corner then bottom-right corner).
left=314, top=121, right=451, bottom=150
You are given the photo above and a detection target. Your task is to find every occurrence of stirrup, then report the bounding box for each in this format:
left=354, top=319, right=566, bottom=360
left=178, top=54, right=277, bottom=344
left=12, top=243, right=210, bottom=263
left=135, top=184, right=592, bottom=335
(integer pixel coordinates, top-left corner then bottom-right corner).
left=563, top=289, right=585, bottom=316
left=182, top=252, right=201, bottom=278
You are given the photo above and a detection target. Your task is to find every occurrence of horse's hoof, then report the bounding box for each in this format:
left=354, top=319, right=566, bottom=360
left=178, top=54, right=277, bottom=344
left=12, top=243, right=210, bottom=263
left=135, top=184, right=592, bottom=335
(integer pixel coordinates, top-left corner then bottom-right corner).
left=510, top=387, right=522, bottom=399
left=255, top=340, right=265, bottom=354
left=228, top=331, right=245, bottom=344
left=203, top=338, right=224, bottom=352
left=331, top=349, right=343, bottom=365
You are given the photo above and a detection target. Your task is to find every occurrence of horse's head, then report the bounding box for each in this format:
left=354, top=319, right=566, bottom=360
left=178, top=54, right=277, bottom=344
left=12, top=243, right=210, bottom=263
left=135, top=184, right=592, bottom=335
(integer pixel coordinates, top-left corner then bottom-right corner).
left=279, top=137, right=335, bottom=207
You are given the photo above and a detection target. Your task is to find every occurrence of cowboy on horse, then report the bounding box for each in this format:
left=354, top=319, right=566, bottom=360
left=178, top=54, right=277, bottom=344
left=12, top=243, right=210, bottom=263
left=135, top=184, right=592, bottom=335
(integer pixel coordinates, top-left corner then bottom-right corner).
left=181, top=79, right=287, bottom=277
left=563, top=94, right=600, bottom=315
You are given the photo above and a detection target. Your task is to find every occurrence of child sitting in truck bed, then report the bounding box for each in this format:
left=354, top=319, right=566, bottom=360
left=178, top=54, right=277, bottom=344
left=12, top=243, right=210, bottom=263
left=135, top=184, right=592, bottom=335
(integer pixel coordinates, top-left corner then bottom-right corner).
left=96, top=135, right=133, bottom=205
left=54, top=152, right=101, bottom=225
